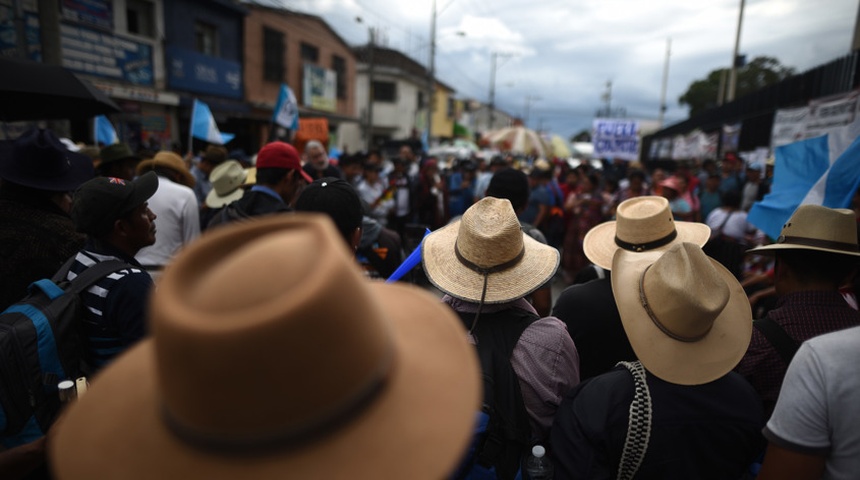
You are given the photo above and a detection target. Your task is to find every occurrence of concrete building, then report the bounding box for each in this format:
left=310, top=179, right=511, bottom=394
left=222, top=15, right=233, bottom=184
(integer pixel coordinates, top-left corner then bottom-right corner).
left=244, top=4, right=358, bottom=154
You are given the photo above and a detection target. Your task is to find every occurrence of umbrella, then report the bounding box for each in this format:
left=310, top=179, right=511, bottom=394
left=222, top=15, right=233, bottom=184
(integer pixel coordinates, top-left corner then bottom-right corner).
left=484, top=126, right=550, bottom=157
left=0, top=57, right=121, bottom=121
left=545, top=134, right=572, bottom=158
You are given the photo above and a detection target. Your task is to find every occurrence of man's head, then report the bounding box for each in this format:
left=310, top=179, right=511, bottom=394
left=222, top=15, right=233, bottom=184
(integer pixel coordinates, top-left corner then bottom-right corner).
left=98, top=143, right=140, bottom=181
left=294, top=177, right=363, bottom=251
left=256, top=142, right=313, bottom=205
left=71, top=172, right=159, bottom=255
left=486, top=168, right=529, bottom=213
left=399, top=145, right=415, bottom=163
left=705, top=173, right=721, bottom=192
left=747, top=204, right=860, bottom=294
left=339, top=154, right=364, bottom=182
left=305, top=140, right=328, bottom=171
left=136, top=151, right=196, bottom=188
left=199, top=146, right=228, bottom=175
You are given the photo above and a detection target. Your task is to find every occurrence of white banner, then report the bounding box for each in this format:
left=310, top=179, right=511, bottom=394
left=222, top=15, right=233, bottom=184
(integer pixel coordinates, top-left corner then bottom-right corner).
left=593, top=118, right=640, bottom=161
left=805, top=91, right=859, bottom=140
left=771, top=106, right=810, bottom=148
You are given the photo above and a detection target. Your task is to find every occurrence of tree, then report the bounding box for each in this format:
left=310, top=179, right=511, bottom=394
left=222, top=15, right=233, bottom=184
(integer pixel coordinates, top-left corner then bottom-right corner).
left=570, top=129, right=591, bottom=143
left=678, top=56, right=796, bottom=118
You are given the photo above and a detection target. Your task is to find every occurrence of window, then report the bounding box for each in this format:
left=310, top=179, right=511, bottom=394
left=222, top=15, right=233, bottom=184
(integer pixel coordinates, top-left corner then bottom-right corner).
left=447, top=98, right=456, bottom=118
left=126, top=0, right=155, bottom=37
left=194, top=22, right=218, bottom=56
left=417, top=91, right=425, bottom=109
left=332, top=55, right=346, bottom=99
left=372, top=81, right=396, bottom=103
left=300, top=42, right=318, bottom=63
left=263, top=27, right=285, bottom=82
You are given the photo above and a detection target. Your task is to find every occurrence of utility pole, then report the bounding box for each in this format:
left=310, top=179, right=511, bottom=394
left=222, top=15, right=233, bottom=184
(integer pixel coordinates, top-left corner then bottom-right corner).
left=658, top=38, right=671, bottom=128
left=727, top=0, right=745, bottom=102
left=365, top=27, right=375, bottom=152
left=600, top=81, right=612, bottom=117
left=424, top=0, right=437, bottom=149
left=489, top=52, right=497, bottom=131
left=524, top=95, right=541, bottom=127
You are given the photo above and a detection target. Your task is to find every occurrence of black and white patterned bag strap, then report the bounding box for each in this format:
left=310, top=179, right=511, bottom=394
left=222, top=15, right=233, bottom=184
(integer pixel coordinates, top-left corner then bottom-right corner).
left=616, top=360, right=652, bottom=480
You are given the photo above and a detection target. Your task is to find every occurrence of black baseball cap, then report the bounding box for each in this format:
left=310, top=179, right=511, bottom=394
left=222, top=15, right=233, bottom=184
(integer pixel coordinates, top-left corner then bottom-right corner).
left=71, top=172, right=158, bottom=236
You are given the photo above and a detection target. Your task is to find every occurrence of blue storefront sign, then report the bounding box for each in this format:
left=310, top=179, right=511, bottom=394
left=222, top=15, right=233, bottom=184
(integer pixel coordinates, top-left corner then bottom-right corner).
left=60, top=23, right=153, bottom=85
left=62, top=0, right=113, bottom=30
left=166, top=46, right=242, bottom=99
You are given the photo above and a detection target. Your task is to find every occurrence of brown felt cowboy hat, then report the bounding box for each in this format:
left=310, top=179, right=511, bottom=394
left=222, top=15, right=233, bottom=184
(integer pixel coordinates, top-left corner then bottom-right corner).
left=136, top=151, right=196, bottom=188
left=747, top=204, right=860, bottom=257
left=612, top=242, right=752, bottom=385
left=423, top=196, right=559, bottom=304
left=50, top=215, right=480, bottom=479
left=583, top=195, right=711, bottom=270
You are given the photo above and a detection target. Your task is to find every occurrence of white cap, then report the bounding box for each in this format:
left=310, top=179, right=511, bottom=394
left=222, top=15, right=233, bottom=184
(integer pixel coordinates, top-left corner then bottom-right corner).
left=532, top=445, right=546, bottom=458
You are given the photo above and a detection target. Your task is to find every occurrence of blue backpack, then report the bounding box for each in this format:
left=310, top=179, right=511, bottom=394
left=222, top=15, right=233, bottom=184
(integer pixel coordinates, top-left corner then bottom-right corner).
left=0, top=257, right=128, bottom=448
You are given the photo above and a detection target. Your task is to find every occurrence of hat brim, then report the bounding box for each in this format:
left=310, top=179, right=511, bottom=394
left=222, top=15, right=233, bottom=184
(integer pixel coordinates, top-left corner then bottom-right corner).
left=584, top=220, right=711, bottom=271
left=422, top=220, right=560, bottom=304
left=611, top=248, right=752, bottom=385
left=137, top=159, right=196, bottom=189
left=746, top=242, right=860, bottom=257
left=50, top=282, right=480, bottom=479
left=205, top=186, right=245, bottom=209
left=0, top=141, right=94, bottom=192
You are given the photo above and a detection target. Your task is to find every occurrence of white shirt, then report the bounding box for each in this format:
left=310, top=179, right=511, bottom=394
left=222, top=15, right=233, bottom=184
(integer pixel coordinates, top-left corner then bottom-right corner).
left=764, top=326, right=860, bottom=480
left=136, top=175, right=200, bottom=267
left=705, top=208, right=754, bottom=242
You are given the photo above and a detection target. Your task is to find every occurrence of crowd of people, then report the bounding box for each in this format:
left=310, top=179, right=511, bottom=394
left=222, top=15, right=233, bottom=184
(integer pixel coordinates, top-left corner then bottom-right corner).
left=1, top=126, right=859, bottom=479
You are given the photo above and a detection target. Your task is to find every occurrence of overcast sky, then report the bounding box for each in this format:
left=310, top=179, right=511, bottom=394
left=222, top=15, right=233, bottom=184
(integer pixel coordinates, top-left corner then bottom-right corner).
left=265, top=0, right=858, bottom=138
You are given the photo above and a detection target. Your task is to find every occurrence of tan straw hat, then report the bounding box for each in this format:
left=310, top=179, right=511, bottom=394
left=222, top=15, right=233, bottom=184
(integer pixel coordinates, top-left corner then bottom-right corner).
left=747, top=204, right=860, bottom=257
left=205, top=159, right=248, bottom=208
left=50, top=215, right=480, bottom=479
left=423, top=196, right=559, bottom=304
left=611, top=242, right=752, bottom=385
left=136, top=151, right=195, bottom=188
left=584, top=195, right=711, bottom=270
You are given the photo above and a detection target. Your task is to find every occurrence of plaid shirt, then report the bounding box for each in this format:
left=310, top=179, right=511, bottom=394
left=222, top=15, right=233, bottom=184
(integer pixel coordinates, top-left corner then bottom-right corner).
left=736, top=290, right=860, bottom=417
left=443, top=295, right=580, bottom=440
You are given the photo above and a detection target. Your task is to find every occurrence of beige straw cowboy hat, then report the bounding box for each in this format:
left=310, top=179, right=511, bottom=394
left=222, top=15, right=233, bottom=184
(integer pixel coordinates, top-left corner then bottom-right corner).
left=136, top=151, right=196, bottom=188
left=423, top=196, right=559, bottom=304
left=747, top=204, right=860, bottom=257
left=50, top=215, right=480, bottom=479
left=612, top=242, right=752, bottom=385
left=205, top=159, right=247, bottom=208
left=584, top=196, right=711, bottom=270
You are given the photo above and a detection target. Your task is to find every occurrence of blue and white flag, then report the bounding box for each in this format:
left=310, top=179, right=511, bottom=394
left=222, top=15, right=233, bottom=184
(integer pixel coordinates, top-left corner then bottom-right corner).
left=748, top=127, right=860, bottom=241
left=94, top=115, right=118, bottom=146
left=272, top=84, right=299, bottom=130
left=191, top=99, right=234, bottom=145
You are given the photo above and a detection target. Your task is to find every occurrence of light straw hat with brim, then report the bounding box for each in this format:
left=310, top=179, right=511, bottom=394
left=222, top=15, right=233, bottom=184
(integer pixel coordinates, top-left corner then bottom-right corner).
left=583, top=195, right=711, bottom=270
left=205, top=160, right=247, bottom=208
left=243, top=166, right=257, bottom=186
left=423, top=196, right=559, bottom=304
left=611, top=242, right=752, bottom=385
left=746, top=204, right=860, bottom=257
left=50, top=214, right=480, bottom=479
left=136, top=151, right=196, bottom=188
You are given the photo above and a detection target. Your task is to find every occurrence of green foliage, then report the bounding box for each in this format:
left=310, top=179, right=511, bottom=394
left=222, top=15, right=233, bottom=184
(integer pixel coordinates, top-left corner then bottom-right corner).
left=678, top=56, right=796, bottom=117
left=570, top=129, right=591, bottom=143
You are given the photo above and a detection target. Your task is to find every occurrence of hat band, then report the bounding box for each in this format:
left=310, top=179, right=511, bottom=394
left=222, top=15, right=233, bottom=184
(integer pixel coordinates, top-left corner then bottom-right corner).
left=161, top=346, right=394, bottom=454
left=616, top=230, right=677, bottom=253
left=639, top=264, right=711, bottom=343
left=454, top=242, right=526, bottom=276
left=777, top=235, right=859, bottom=253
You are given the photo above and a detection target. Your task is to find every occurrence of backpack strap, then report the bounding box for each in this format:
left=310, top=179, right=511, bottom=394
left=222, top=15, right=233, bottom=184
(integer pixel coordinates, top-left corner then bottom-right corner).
left=58, top=259, right=134, bottom=295
left=616, top=360, right=652, bottom=480
left=753, top=318, right=800, bottom=364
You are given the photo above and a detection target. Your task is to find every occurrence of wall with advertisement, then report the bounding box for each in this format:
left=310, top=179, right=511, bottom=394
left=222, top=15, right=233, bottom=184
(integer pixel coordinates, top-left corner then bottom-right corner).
left=166, top=46, right=242, bottom=99
left=0, top=0, right=41, bottom=60
left=302, top=64, right=336, bottom=112
left=61, top=0, right=112, bottom=30
left=60, top=23, right=154, bottom=85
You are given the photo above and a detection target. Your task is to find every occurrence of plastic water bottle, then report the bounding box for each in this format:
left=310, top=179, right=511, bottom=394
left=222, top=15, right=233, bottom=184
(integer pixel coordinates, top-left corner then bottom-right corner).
left=525, top=444, right=554, bottom=480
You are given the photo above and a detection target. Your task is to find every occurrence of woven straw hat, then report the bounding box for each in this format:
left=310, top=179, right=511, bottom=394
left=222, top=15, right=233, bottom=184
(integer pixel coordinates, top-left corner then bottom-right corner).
left=205, top=160, right=247, bottom=208
left=583, top=196, right=711, bottom=270
left=423, top=197, right=559, bottom=304
left=136, top=151, right=195, bottom=188
left=50, top=215, right=480, bottom=479
left=747, top=204, right=860, bottom=257
left=612, top=242, right=752, bottom=385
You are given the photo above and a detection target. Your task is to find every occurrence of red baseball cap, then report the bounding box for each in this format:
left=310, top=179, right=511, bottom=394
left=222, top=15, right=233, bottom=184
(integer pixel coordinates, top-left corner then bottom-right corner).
left=256, top=142, right=313, bottom=183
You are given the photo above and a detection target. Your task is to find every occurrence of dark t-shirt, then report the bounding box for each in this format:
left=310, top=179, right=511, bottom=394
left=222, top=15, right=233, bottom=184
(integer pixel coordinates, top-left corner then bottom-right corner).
left=551, top=367, right=764, bottom=479
left=552, top=277, right=636, bottom=380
